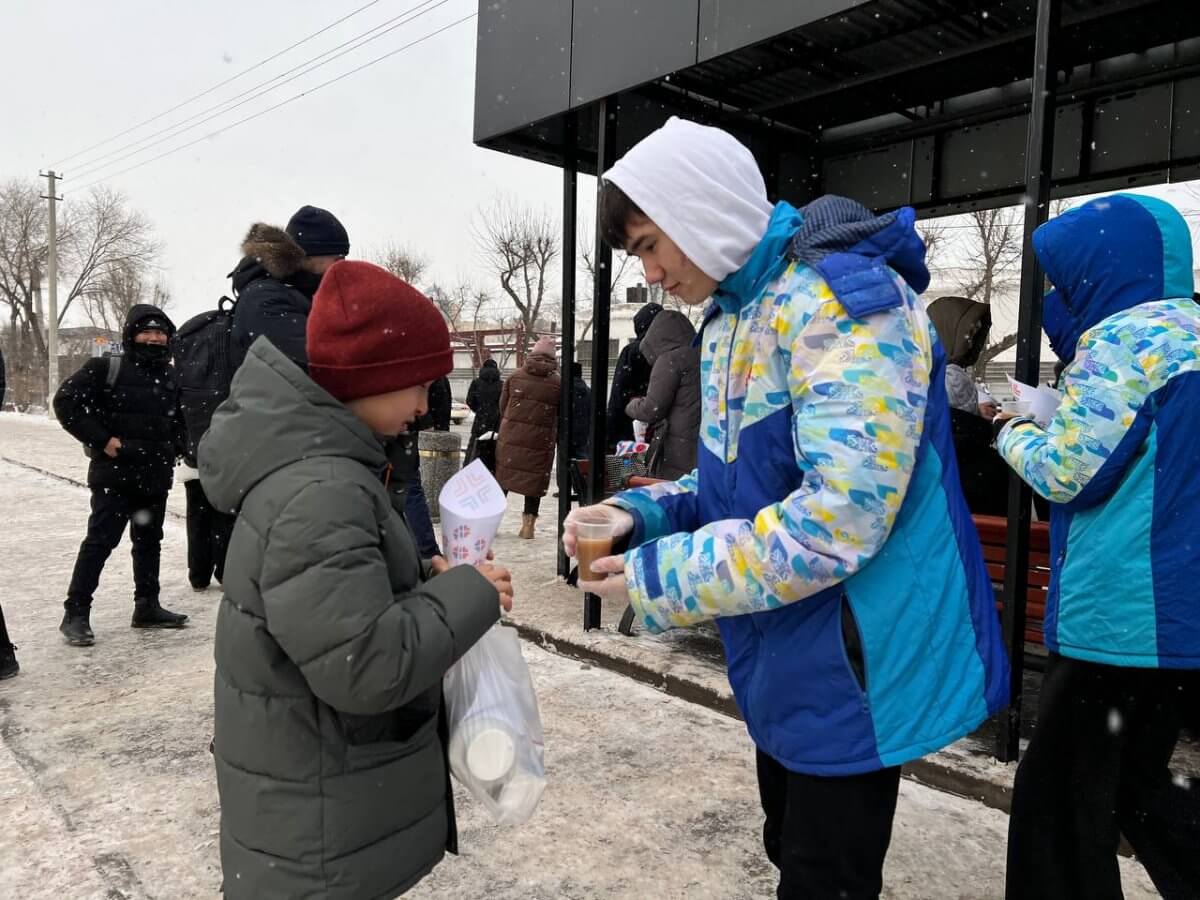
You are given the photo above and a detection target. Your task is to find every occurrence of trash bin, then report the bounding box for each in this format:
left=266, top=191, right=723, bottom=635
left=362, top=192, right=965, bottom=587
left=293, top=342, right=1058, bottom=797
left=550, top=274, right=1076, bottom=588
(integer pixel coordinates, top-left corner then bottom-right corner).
left=418, top=430, right=463, bottom=523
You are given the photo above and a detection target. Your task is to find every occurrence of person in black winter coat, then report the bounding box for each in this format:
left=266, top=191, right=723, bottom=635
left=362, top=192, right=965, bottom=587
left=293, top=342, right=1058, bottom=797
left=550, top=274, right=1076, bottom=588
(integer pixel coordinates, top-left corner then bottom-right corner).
left=229, top=205, right=350, bottom=373
left=425, top=376, right=453, bottom=432
left=0, top=344, right=7, bottom=410
left=569, top=362, right=593, bottom=459
left=606, top=301, right=661, bottom=450
left=465, top=359, right=502, bottom=472
left=53, top=304, right=190, bottom=646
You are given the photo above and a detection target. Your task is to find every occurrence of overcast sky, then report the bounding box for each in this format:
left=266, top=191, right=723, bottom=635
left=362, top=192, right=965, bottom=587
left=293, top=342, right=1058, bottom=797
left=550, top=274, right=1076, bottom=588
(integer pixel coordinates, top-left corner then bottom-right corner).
left=2, top=0, right=566, bottom=324
left=3, top=1, right=1197, bottom=332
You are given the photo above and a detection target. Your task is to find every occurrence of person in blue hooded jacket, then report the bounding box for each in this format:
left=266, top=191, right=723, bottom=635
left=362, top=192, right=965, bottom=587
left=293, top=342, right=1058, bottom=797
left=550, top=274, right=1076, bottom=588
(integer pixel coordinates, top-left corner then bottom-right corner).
left=563, top=117, right=1009, bottom=899
left=996, top=194, right=1200, bottom=900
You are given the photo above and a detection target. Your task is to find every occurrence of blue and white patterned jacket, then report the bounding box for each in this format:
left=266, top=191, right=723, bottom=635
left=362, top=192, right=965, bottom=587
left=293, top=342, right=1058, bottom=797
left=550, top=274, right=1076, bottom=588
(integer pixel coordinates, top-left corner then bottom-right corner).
left=999, top=194, right=1200, bottom=669
left=611, top=198, right=1010, bottom=775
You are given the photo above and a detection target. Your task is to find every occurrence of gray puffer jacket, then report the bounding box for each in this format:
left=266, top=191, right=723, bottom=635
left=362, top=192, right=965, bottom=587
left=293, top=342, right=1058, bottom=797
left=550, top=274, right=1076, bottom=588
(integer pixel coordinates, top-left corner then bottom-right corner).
left=625, top=310, right=701, bottom=480
left=199, top=338, right=499, bottom=900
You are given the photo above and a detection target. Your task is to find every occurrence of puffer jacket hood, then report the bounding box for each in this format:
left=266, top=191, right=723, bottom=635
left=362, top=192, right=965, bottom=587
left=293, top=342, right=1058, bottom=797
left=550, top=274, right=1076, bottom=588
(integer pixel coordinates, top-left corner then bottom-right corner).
left=523, top=351, right=557, bottom=378
left=1035, top=193, right=1195, bottom=362
left=640, top=309, right=696, bottom=365
left=633, top=302, right=663, bottom=340
left=927, top=296, right=992, bottom=368
left=199, top=336, right=386, bottom=515
left=479, top=359, right=501, bottom=382
left=122, top=303, right=176, bottom=354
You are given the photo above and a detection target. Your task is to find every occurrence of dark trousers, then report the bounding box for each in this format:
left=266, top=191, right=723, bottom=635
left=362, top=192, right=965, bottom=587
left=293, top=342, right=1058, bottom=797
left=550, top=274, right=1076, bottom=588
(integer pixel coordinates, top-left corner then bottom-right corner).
left=0, top=602, right=11, bottom=648
left=757, top=750, right=901, bottom=899
left=184, top=480, right=233, bottom=588
left=404, top=468, right=441, bottom=558
left=66, top=487, right=168, bottom=612
left=1007, top=653, right=1200, bottom=900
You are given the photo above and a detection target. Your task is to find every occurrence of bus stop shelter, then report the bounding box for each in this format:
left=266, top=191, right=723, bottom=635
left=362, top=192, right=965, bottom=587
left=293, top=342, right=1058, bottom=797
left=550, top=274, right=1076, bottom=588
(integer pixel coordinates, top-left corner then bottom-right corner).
left=473, top=0, right=1200, bottom=761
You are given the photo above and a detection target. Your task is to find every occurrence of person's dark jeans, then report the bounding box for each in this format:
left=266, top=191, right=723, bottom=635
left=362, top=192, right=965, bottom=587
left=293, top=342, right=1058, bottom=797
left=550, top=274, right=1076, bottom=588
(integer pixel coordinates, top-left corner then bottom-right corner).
left=757, top=750, right=901, bottom=899
left=1006, top=653, right=1200, bottom=900
left=0, top=602, right=12, bottom=648
left=66, top=488, right=168, bottom=612
left=404, top=468, right=441, bottom=558
left=184, top=479, right=233, bottom=588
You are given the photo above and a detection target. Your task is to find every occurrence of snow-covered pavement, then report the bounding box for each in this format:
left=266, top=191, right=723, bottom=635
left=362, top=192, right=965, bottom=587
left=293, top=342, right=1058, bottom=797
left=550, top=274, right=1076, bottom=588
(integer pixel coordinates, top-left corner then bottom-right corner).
left=0, top=416, right=1162, bottom=898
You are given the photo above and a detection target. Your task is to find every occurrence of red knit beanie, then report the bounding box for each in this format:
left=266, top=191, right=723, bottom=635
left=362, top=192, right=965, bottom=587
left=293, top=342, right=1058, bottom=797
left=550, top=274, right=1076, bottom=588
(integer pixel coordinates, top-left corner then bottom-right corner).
left=306, top=260, right=452, bottom=402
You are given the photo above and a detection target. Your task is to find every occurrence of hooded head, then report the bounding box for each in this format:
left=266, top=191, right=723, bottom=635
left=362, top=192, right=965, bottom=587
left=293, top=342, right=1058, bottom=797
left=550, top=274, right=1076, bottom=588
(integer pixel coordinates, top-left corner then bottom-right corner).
left=632, top=301, right=663, bottom=340
left=1035, top=194, right=1195, bottom=363
left=479, top=358, right=500, bottom=383
left=639, top=309, right=697, bottom=365
left=927, top=296, right=992, bottom=368
left=123, top=304, right=175, bottom=367
left=600, top=117, right=774, bottom=303
left=531, top=335, right=556, bottom=358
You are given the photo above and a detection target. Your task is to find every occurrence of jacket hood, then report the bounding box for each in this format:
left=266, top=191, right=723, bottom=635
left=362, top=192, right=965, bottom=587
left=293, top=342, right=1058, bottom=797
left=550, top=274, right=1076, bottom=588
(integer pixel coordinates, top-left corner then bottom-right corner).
left=238, top=223, right=306, bottom=281
left=1034, top=193, right=1195, bottom=363
left=122, top=303, right=176, bottom=352
left=633, top=302, right=663, bottom=339
left=479, top=360, right=501, bottom=383
left=603, top=117, right=775, bottom=281
left=640, top=309, right=697, bottom=364
left=199, top=337, right=387, bottom=514
left=927, top=296, right=992, bottom=367
left=523, top=351, right=557, bottom=378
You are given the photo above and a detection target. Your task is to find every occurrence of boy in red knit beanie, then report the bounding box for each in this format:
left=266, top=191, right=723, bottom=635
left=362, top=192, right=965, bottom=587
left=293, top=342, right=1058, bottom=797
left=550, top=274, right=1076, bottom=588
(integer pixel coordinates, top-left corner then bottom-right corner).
left=199, top=260, right=513, bottom=898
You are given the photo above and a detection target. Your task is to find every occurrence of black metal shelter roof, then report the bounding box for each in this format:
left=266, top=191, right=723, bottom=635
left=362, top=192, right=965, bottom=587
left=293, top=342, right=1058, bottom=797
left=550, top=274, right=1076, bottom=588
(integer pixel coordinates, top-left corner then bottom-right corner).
left=475, top=0, right=1200, bottom=212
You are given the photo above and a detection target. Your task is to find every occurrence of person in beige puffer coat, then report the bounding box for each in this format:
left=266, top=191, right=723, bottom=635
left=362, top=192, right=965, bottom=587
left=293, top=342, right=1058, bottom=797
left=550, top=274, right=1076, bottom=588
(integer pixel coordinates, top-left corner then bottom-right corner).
left=496, top=335, right=561, bottom=539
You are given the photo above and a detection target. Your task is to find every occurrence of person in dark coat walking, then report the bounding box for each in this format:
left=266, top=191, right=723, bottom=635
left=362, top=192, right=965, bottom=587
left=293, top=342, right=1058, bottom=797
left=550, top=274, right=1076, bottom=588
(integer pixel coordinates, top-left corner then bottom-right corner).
left=200, top=260, right=511, bottom=900
left=0, top=344, right=6, bottom=409
left=497, top=336, right=560, bottom=539
left=53, top=304, right=189, bottom=646
left=0, top=602, right=16, bottom=679
left=625, top=309, right=700, bottom=480
left=425, top=376, right=453, bottom=431
left=569, top=362, right=593, bottom=459
left=229, top=205, right=350, bottom=373
left=465, top=358, right=502, bottom=473
left=606, top=301, right=662, bottom=450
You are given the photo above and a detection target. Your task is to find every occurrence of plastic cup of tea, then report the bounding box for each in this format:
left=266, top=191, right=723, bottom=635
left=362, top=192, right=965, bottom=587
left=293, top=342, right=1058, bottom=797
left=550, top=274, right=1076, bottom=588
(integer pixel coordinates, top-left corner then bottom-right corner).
left=574, top=517, right=616, bottom=581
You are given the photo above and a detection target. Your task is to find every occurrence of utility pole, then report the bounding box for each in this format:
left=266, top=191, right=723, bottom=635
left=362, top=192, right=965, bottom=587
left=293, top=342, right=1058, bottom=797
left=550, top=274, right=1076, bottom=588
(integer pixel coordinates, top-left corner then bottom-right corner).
left=40, top=170, right=62, bottom=416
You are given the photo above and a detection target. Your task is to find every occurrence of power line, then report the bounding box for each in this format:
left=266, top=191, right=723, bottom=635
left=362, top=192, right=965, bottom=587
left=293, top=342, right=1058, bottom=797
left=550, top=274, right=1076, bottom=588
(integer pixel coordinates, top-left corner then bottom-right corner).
left=67, top=0, right=448, bottom=180
left=51, top=0, right=389, bottom=169
left=72, top=10, right=477, bottom=193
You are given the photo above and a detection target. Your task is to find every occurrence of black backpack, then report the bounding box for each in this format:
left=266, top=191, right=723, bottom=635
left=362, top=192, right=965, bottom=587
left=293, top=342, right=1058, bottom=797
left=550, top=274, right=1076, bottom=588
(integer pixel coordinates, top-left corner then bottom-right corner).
left=172, top=296, right=237, bottom=462
left=81, top=354, right=124, bottom=459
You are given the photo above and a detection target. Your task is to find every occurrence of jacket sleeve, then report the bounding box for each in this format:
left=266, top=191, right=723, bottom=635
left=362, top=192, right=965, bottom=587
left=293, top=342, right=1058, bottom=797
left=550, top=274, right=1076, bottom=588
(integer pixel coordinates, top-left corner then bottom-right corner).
left=625, top=354, right=683, bottom=424
left=499, top=378, right=511, bottom=418
left=997, top=329, right=1153, bottom=508
left=52, top=359, right=112, bottom=451
left=259, top=480, right=499, bottom=715
left=466, top=379, right=480, bottom=412
left=620, top=280, right=928, bottom=633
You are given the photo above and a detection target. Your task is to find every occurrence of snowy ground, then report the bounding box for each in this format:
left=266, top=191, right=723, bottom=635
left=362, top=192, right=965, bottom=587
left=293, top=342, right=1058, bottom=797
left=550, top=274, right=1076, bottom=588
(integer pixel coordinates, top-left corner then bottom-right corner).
left=0, top=414, right=1163, bottom=898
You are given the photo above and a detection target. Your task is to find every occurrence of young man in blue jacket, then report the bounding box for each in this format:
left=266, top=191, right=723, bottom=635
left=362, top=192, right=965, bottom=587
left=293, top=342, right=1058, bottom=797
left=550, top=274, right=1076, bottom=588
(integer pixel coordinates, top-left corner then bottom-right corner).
left=565, top=117, right=1009, bottom=899
left=996, top=194, right=1200, bottom=899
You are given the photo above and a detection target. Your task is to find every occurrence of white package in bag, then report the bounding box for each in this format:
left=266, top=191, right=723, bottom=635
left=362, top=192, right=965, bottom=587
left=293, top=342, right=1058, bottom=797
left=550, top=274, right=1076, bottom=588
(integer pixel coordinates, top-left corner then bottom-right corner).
left=444, top=624, right=546, bottom=825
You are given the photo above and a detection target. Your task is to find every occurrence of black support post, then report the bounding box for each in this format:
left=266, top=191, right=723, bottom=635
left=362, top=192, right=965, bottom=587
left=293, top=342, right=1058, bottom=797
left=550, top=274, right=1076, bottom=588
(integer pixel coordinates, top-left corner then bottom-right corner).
left=557, top=111, right=578, bottom=579
left=997, top=0, right=1061, bottom=763
left=583, top=96, right=618, bottom=631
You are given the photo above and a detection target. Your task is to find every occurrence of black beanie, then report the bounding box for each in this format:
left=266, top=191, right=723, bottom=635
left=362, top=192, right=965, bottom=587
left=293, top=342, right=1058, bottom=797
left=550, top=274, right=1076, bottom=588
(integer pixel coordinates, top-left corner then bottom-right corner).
left=286, top=205, right=350, bottom=257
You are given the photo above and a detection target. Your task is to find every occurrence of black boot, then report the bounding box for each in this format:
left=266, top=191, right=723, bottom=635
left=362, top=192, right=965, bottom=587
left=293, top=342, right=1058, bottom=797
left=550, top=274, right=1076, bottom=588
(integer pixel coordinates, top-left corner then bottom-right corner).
left=60, top=611, right=95, bottom=646
left=131, top=599, right=188, bottom=629
left=0, top=643, right=18, bottom=680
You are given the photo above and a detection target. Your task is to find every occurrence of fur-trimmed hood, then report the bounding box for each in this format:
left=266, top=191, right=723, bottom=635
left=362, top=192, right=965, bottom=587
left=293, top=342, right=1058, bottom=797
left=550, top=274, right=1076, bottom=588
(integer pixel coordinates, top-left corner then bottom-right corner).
left=238, top=223, right=305, bottom=280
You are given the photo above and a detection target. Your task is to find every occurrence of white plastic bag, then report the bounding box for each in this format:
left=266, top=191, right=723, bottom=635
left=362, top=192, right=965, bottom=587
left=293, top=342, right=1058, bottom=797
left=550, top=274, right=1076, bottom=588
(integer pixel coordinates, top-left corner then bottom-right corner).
left=444, top=624, right=546, bottom=825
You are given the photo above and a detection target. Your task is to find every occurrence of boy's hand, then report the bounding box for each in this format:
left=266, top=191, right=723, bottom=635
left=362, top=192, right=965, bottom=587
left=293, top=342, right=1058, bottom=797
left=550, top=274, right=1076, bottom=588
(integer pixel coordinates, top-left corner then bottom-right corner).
left=577, top=555, right=630, bottom=604
left=474, top=562, right=513, bottom=611
left=103, top=436, right=122, bottom=458
left=429, top=555, right=450, bottom=575
left=562, top=504, right=634, bottom=558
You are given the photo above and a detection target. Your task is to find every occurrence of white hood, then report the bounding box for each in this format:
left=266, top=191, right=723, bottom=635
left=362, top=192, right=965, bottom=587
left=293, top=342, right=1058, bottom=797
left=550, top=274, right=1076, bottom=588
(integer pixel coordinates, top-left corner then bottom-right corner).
left=603, top=117, right=774, bottom=282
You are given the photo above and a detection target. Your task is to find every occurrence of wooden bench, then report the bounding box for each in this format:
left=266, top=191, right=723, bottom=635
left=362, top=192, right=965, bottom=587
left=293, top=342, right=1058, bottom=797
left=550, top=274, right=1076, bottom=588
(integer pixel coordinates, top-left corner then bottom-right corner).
left=972, top=514, right=1052, bottom=646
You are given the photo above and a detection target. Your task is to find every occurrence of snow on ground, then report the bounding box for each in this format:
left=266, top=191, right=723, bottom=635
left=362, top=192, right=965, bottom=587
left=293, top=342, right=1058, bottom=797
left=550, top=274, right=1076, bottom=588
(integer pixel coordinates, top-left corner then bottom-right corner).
left=0, top=415, right=1163, bottom=898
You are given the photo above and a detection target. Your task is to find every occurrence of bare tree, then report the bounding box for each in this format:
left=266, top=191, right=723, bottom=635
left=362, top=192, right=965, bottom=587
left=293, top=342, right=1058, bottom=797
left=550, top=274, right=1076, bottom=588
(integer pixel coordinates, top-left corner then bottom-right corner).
left=372, top=242, right=428, bottom=286
left=79, top=258, right=171, bottom=333
left=472, top=196, right=560, bottom=359
left=916, top=217, right=951, bottom=271
left=957, top=207, right=1024, bottom=380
